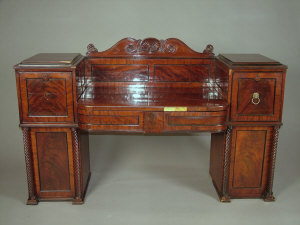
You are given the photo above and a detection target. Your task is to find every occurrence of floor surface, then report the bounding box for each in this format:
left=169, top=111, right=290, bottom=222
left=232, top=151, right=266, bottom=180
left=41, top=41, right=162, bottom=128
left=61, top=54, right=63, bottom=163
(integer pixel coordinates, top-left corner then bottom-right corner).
left=0, top=133, right=299, bottom=225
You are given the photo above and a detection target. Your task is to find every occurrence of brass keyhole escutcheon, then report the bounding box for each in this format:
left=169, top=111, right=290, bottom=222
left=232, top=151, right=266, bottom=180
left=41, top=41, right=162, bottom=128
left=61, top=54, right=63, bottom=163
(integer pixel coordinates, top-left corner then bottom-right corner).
left=251, top=92, right=260, bottom=105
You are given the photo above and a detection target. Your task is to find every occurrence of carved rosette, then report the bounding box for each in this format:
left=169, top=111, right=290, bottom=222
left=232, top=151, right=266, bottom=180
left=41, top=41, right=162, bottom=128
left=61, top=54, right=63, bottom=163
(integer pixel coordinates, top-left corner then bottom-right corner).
left=264, top=126, right=280, bottom=201
left=86, top=44, right=98, bottom=56
left=221, top=126, right=232, bottom=202
left=71, top=128, right=83, bottom=204
left=22, top=127, right=38, bottom=204
left=125, top=38, right=176, bottom=54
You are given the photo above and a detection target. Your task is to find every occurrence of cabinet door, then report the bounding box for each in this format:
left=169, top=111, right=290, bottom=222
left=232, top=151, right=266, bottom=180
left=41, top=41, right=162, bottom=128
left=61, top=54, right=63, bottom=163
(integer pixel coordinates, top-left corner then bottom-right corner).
left=31, top=128, right=75, bottom=199
left=19, top=72, right=74, bottom=122
left=229, top=126, right=272, bottom=198
left=231, top=72, right=283, bottom=121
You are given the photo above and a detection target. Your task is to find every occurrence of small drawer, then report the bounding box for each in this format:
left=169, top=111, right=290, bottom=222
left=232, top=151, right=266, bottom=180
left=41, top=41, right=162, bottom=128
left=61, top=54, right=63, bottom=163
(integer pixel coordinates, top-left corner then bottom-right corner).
left=19, top=72, right=74, bottom=122
left=231, top=72, right=283, bottom=122
left=78, top=111, right=144, bottom=132
left=164, top=111, right=226, bottom=132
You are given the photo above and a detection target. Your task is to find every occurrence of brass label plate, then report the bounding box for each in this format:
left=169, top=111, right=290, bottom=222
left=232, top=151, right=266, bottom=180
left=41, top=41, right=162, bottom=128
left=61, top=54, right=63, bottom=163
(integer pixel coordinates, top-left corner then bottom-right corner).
left=164, top=107, right=187, bottom=112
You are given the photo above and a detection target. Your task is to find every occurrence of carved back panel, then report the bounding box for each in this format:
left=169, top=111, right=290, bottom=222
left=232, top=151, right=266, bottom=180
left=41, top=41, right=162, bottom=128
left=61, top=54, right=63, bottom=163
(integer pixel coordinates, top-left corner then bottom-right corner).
left=84, top=38, right=215, bottom=88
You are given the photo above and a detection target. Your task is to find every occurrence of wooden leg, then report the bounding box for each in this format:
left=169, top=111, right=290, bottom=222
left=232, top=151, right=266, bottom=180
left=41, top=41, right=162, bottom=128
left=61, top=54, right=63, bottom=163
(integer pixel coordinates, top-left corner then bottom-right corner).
left=22, top=127, right=38, bottom=205
left=71, top=129, right=91, bottom=205
left=71, top=128, right=83, bottom=204
left=210, top=127, right=232, bottom=202
left=220, top=127, right=232, bottom=202
left=264, top=126, right=280, bottom=202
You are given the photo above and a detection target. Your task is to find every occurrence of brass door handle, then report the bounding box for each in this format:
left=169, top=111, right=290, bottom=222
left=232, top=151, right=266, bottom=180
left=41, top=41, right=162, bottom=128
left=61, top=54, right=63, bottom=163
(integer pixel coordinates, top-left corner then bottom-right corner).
left=251, top=92, right=260, bottom=105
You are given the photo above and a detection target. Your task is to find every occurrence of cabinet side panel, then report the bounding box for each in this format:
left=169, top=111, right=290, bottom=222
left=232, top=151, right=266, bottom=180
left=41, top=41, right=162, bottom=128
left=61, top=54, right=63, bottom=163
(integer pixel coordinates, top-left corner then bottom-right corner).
left=35, top=132, right=71, bottom=191
left=210, top=132, right=225, bottom=194
left=80, top=131, right=90, bottom=194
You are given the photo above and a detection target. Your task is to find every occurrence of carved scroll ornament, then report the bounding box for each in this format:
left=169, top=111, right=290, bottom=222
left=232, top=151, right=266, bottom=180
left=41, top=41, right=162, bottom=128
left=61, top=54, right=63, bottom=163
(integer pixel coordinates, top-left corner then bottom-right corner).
left=125, top=38, right=176, bottom=54
left=86, top=38, right=214, bottom=57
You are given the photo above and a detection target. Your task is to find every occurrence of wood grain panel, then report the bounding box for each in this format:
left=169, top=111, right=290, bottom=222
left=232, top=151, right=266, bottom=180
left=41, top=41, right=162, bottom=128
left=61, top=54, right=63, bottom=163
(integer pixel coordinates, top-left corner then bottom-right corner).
left=28, top=93, right=67, bottom=116
left=78, top=111, right=144, bottom=132
left=79, top=115, right=139, bottom=125
left=168, top=116, right=224, bottom=126
left=144, top=112, right=164, bottom=133
left=231, top=72, right=282, bottom=121
left=154, top=64, right=209, bottom=82
left=164, top=111, right=226, bottom=132
left=237, top=78, right=275, bottom=115
left=91, top=64, right=149, bottom=82
left=19, top=72, right=74, bottom=122
left=36, top=132, right=70, bottom=191
left=26, top=78, right=66, bottom=94
left=31, top=128, right=75, bottom=199
left=228, top=126, right=272, bottom=198
left=232, top=130, right=266, bottom=188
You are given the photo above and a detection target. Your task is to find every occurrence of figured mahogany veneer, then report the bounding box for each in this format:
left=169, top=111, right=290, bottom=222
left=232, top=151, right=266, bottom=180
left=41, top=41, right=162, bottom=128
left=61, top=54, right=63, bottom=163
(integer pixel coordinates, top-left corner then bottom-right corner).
left=19, top=72, right=74, bottom=122
left=14, top=38, right=287, bottom=205
left=31, top=128, right=75, bottom=199
left=231, top=72, right=283, bottom=121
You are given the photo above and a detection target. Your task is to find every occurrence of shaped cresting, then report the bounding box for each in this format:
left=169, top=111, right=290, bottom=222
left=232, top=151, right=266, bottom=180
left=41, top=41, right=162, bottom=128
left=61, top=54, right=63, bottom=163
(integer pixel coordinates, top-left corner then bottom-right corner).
left=14, top=38, right=286, bottom=204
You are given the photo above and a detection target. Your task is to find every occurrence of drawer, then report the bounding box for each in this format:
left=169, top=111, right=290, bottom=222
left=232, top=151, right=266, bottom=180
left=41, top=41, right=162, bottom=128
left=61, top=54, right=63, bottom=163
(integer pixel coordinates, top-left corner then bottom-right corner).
left=78, top=111, right=144, bottom=132
left=231, top=72, right=283, bottom=122
left=19, top=72, right=74, bottom=122
left=164, top=111, right=226, bottom=132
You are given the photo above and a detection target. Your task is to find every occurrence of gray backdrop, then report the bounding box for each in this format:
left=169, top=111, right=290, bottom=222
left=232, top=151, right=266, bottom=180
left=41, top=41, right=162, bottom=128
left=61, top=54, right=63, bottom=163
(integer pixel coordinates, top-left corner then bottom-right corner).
left=0, top=0, right=299, bottom=224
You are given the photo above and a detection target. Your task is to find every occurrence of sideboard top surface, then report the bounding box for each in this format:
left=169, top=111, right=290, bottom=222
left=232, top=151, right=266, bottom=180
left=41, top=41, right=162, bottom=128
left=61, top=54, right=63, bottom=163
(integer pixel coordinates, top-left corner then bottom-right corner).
left=16, top=53, right=82, bottom=68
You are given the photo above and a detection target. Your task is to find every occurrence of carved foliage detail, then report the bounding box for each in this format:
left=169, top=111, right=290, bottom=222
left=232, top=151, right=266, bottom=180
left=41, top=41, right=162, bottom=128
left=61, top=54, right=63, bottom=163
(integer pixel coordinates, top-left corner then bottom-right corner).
left=125, top=38, right=176, bottom=54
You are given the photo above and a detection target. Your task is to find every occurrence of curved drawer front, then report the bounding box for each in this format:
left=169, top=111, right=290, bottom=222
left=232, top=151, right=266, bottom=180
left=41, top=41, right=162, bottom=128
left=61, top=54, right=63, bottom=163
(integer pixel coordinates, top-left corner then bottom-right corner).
left=78, top=111, right=144, bottom=132
left=164, top=111, right=227, bottom=132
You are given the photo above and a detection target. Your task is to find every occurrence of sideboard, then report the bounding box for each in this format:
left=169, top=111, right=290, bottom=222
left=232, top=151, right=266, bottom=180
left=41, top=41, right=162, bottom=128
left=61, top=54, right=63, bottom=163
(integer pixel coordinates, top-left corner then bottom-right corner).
left=14, top=38, right=287, bottom=204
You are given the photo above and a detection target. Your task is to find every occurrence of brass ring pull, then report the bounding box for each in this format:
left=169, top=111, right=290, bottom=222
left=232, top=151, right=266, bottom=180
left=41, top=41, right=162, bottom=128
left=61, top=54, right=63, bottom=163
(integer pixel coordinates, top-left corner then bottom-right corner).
left=251, top=92, right=260, bottom=105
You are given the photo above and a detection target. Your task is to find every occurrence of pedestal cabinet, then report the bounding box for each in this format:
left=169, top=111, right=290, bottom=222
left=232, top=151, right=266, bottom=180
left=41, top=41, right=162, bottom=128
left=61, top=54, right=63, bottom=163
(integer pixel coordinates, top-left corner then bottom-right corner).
left=210, top=54, right=286, bottom=201
left=15, top=53, right=90, bottom=204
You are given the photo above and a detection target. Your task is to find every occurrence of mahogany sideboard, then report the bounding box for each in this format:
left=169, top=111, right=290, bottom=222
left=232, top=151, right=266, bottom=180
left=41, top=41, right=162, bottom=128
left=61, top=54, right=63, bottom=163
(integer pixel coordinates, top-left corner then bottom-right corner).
left=14, top=38, right=287, bottom=205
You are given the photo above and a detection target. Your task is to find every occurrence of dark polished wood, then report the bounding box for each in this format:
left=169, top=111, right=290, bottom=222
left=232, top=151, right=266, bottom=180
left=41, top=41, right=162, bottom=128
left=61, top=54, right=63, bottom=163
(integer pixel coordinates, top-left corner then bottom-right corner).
left=14, top=38, right=287, bottom=204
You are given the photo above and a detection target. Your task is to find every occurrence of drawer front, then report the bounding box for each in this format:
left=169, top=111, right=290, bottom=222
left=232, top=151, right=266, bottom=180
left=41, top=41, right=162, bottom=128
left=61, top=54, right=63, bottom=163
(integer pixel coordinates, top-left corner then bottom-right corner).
left=231, top=72, right=283, bottom=121
left=78, top=111, right=144, bottom=132
left=19, top=72, right=74, bottom=122
left=164, top=111, right=226, bottom=132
